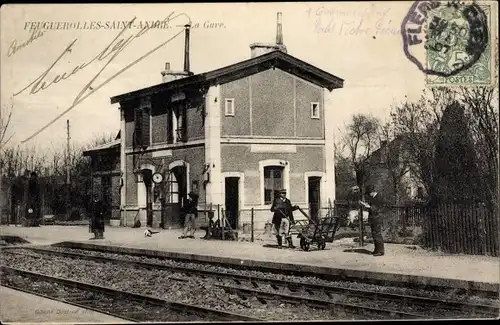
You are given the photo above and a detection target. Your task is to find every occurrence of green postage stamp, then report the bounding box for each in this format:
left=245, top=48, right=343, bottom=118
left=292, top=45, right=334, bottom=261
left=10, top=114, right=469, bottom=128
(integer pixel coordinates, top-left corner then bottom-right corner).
left=402, top=1, right=496, bottom=86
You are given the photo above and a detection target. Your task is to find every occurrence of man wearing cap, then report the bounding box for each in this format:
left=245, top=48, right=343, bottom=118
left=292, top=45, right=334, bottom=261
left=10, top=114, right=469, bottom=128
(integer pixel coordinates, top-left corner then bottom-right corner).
left=270, top=189, right=299, bottom=249
left=359, top=185, right=385, bottom=256
left=90, top=195, right=105, bottom=239
left=179, top=192, right=199, bottom=239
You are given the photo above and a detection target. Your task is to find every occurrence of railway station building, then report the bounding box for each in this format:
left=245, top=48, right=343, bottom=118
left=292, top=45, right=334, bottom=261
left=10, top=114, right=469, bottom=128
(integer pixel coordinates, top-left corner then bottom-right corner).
left=109, top=13, right=344, bottom=230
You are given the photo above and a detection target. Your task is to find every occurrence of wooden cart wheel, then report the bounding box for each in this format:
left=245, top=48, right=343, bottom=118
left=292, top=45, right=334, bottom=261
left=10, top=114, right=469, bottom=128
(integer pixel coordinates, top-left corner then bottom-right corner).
left=303, top=241, right=310, bottom=251
left=318, top=237, right=326, bottom=250
left=300, top=237, right=306, bottom=250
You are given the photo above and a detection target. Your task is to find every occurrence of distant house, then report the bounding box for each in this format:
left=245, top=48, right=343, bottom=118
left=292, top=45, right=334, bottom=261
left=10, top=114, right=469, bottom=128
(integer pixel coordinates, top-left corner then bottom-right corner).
left=367, top=135, right=426, bottom=204
left=109, top=13, right=344, bottom=229
left=83, top=133, right=121, bottom=221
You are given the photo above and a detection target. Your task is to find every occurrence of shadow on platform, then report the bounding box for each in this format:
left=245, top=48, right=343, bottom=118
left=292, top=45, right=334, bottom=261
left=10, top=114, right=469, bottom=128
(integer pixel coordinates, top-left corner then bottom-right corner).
left=263, top=244, right=295, bottom=249
left=343, top=248, right=372, bottom=255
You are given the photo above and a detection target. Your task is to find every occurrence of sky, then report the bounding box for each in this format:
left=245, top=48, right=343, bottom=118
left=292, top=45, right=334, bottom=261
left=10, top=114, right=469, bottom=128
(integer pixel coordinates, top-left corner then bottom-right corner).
left=0, top=2, right=458, bottom=153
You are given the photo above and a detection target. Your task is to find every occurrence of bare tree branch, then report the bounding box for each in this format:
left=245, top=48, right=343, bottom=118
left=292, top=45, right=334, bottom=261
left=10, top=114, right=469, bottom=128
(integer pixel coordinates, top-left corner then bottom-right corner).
left=0, top=104, right=15, bottom=151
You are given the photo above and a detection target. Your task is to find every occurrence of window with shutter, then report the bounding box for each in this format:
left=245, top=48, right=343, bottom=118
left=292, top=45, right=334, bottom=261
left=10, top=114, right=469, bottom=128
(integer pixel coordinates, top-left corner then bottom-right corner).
left=142, top=107, right=151, bottom=147
left=167, top=106, right=174, bottom=144
left=134, top=108, right=143, bottom=148
left=176, top=106, right=187, bottom=142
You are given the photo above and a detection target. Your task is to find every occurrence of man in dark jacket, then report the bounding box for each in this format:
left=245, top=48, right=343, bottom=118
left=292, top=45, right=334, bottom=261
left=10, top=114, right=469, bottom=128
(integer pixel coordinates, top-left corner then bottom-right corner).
left=91, top=195, right=105, bottom=239
left=27, top=171, right=41, bottom=227
left=359, top=185, right=385, bottom=256
left=179, top=192, right=199, bottom=239
left=270, top=189, right=299, bottom=249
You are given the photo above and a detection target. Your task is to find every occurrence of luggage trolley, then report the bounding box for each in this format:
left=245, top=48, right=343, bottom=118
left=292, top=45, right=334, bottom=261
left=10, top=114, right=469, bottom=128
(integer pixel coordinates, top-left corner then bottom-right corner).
left=293, top=207, right=341, bottom=251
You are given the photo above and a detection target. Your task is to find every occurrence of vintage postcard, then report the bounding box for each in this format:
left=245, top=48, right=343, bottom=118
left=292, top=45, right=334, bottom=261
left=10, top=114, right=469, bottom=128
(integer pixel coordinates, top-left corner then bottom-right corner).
left=1, top=1, right=499, bottom=323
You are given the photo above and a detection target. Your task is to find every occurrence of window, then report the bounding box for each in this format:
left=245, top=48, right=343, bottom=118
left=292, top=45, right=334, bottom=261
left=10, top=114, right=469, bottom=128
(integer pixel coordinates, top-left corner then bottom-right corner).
left=168, top=104, right=187, bottom=144
left=192, top=180, right=199, bottom=193
left=407, top=186, right=415, bottom=198
left=225, top=98, right=235, bottom=116
left=264, top=166, right=284, bottom=204
left=165, top=172, right=179, bottom=203
left=133, top=107, right=151, bottom=149
left=310, top=102, right=320, bottom=119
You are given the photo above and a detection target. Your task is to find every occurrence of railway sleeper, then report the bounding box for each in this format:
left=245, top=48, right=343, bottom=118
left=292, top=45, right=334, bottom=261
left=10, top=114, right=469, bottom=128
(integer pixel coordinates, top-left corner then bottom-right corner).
left=9, top=248, right=499, bottom=318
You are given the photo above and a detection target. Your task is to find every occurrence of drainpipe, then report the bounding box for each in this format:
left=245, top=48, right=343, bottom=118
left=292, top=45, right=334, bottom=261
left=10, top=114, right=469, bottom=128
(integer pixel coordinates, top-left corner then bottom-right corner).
left=120, top=108, right=127, bottom=226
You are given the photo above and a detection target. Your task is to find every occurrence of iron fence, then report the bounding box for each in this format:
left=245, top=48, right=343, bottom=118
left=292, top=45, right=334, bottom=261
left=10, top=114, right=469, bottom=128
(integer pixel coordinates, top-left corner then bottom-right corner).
left=333, top=200, right=498, bottom=257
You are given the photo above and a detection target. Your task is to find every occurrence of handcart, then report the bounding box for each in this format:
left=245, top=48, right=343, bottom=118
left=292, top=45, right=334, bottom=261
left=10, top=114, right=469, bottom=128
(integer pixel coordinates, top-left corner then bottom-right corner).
left=293, top=207, right=341, bottom=251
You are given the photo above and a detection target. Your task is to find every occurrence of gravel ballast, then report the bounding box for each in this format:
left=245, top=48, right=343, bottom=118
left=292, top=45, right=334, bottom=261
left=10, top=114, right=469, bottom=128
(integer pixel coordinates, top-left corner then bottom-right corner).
left=2, top=248, right=498, bottom=320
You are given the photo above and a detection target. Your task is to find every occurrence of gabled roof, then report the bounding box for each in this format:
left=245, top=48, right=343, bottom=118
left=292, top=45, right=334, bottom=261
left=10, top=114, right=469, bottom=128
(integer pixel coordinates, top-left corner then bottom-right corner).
left=83, top=139, right=121, bottom=156
left=110, top=50, right=344, bottom=105
left=369, top=134, right=415, bottom=164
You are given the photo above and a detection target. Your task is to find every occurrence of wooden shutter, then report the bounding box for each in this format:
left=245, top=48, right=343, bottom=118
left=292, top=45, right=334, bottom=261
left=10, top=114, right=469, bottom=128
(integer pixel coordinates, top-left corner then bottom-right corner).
left=142, top=107, right=151, bottom=147
left=181, top=106, right=187, bottom=142
left=134, top=108, right=143, bottom=148
left=167, top=106, right=174, bottom=144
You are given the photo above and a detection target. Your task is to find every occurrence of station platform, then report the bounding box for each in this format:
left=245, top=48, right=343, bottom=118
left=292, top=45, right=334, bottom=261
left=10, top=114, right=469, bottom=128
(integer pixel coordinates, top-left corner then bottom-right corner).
left=0, top=286, right=127, bottom=323
left=1, top=225, right=499, bottom=293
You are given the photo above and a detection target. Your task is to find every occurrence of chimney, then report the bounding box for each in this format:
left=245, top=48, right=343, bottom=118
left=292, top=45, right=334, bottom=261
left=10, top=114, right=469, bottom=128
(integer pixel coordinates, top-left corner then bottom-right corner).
left=249, top=12, right=287, bottom=58
left=160, top=24, right=193, bottom=83
left=184, top=24, right=191, bottom=73
left=161, top=61, right=190, bottom=83
left=276, top=12, right=283, bottom=45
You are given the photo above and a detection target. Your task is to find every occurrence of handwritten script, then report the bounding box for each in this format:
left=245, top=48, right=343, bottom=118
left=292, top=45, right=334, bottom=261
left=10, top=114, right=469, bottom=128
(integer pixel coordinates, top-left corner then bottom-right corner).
left=14, top=11, right=191, bottom=143
left=8, top=29, right=45, bottom=57
left=308, top=6, right=400, bottom=37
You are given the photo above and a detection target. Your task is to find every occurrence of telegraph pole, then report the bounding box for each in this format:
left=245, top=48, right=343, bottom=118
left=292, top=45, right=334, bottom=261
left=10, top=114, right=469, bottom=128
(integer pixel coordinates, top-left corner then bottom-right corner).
left=66, top=120, right=71, bottom=219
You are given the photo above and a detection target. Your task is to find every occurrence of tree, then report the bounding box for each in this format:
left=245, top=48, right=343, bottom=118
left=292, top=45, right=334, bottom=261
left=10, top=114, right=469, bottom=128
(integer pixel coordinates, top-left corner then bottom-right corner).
left=0, top=104, right=14, bottom=152
left=334, top=146, right=356, bottom=201
left=390, top=86, right=498, bottom=206
left=340, top=114, right=381, bottom=194
left=460, top=87, right=498, bottom=210
left=389, top=91, right=446, bottom=194
left=379, top=121, right=412, bottom=204
left=430, top=101, right=484, bottom=203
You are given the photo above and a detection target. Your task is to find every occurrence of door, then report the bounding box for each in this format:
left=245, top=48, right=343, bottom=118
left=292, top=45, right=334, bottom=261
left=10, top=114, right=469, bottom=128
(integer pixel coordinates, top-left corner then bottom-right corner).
left=142, top=170, right=153, bottom=227
left=225, top=177, right=239, bottom=230
left=102, top=175, right=112, bottom=222
left=161, top=166, right=187, bottom=228
left=308, top=177, right=321, bottom=221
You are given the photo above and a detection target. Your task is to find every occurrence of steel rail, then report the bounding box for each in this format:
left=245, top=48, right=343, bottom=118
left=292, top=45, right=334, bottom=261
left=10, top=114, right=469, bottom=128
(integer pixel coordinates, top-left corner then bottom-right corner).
left=0, top=265, right=261, bottom=322
left=14, top=246, right=499, bottom=317
left=217, top=283, right=425, bottom=319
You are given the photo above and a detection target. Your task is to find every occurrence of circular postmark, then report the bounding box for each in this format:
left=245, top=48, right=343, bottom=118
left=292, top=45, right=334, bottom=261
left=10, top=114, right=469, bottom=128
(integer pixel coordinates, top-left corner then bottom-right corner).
left=401, top=0, right=489, bottom=77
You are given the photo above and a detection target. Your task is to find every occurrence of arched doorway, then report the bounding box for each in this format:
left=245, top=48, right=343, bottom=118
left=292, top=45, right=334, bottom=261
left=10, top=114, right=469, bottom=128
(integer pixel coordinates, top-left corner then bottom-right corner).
left=137, top=164, right=156, bottom=228
left=141, top=169, right=153, bottom=227
left=161, top=161, right=189, bottom=228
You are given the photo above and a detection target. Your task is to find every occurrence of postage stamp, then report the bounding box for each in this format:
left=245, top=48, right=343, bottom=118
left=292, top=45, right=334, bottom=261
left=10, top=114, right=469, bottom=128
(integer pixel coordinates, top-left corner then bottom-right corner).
left=401, top=0, right=493, bottom=86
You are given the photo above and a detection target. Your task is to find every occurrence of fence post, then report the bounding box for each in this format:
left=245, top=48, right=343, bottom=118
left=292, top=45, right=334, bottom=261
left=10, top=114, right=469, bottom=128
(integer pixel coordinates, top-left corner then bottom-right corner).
left=251, top=208, right=254, bottom=243
left=359, top=190, right=364, bottom=247
left=220, top=205, right=224, bottom=241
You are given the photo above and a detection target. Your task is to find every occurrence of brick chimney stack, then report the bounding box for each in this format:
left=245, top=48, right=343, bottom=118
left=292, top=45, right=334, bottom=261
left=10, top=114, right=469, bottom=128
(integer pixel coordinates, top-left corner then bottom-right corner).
left=276, top=12, right=283, bottom=45
left=160, top=24, right=194, bottom=83
left=250, top=12, right=287, bottom=58
left=184, top=24, right=191, bottom=73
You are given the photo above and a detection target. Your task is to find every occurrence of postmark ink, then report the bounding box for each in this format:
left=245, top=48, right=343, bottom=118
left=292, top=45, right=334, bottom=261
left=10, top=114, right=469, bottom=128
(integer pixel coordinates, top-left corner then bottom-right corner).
left=401, top=0, right=490, bottom=83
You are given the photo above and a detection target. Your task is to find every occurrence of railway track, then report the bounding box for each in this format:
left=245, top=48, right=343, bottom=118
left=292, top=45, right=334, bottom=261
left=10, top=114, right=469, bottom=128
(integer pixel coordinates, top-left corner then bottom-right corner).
left=1, top=266, right=261, bottom=322
left=4, top=247, right=498, bottom=319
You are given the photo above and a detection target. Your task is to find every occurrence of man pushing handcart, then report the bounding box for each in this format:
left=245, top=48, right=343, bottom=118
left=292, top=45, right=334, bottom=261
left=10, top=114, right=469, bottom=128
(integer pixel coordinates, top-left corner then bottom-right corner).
left=270, top=189, right=299, bottom=249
